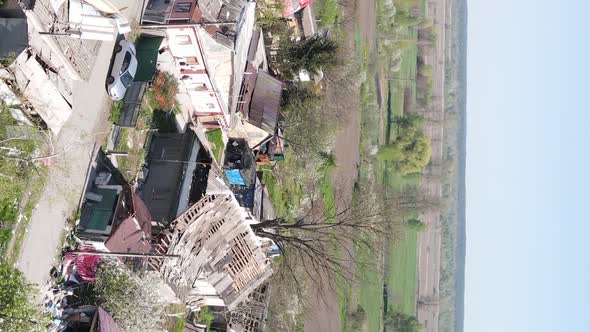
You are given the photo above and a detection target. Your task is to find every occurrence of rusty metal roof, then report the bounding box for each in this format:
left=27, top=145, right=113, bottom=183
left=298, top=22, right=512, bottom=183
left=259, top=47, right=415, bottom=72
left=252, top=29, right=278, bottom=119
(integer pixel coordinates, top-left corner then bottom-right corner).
left=247, top=71, right=282, bottom=134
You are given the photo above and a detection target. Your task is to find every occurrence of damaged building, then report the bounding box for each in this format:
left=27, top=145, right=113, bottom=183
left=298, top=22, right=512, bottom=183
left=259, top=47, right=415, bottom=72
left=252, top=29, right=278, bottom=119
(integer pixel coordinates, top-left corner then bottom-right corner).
left=151, top=193, right=274, bottom=311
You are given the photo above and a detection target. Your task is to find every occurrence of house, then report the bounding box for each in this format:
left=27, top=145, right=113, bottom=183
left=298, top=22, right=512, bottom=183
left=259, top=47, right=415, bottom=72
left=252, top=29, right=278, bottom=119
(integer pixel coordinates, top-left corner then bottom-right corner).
left=152, top=193, right=274, bottom=311
left=77, top=150, right=152, bottom=256
left=161, top=26, right=228, bottom=128
left=22, top=0, right=100, bottom=81
left=231, top=29, right=284, bottom=150
left=142, top=0, right=257, bottom=128
left=141, top=0, right=250, bottom=49
left=139, top=129, right=213, bottom=224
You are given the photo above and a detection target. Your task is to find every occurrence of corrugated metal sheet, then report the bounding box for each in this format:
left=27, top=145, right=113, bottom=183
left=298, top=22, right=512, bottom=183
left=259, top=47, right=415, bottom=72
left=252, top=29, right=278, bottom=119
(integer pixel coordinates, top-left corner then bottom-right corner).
left=248, top=71, right=282, bottom=134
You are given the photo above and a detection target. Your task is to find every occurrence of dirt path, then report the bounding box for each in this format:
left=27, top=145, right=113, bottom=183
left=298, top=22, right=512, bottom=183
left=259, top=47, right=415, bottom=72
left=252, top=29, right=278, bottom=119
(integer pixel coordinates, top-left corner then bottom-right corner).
left=304, top=1, right=365, bottom=331
left=416, top=0, right=448, bottom=331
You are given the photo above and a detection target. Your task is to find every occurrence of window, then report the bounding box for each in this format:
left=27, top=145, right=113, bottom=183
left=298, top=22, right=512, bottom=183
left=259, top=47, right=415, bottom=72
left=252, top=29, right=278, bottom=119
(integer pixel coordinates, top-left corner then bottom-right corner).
left=175, top=2, right=192, bottom=12
left=120, top=71, right=133, bottom=88
left=176, top=35, right=191, bottom=45
left=191, top=83, right=207, bottom=91
left=120, top=51, right=132, bottom=74
left=185, top=57, right=199, bottom=65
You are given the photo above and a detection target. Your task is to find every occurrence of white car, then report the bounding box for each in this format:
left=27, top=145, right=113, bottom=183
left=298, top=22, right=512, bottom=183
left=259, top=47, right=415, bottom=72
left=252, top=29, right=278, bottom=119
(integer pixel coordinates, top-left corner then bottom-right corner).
left=106, top=39, right=137, bottom=100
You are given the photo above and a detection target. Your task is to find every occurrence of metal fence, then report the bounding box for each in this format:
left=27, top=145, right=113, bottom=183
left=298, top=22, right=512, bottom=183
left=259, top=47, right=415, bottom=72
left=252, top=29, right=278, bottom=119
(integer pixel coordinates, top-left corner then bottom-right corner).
left=117, top=82, right=147, bottom=128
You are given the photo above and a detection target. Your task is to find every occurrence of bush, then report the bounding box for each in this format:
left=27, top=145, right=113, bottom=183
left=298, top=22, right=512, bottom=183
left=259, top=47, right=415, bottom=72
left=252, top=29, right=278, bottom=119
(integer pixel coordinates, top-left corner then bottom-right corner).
left=193, top=306, right=214, bottom=329
left=347, top=305, right=367, bottom=331
left=146, top=71, right=178, bottom=112
left=94, top=260, right=166, bottom=331
left=109, top=100, right=123, bottom=124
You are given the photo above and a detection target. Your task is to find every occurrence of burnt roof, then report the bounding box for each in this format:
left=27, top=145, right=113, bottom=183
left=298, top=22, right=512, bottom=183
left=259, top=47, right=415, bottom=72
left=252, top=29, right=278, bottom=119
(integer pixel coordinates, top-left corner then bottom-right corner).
left=248, top=71, right=282, bottom=133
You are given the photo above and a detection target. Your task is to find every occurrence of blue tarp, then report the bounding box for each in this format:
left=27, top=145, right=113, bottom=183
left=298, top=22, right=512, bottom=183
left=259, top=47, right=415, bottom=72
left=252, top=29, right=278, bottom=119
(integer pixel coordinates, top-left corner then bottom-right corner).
left=225, top=169, right=246, bottom=185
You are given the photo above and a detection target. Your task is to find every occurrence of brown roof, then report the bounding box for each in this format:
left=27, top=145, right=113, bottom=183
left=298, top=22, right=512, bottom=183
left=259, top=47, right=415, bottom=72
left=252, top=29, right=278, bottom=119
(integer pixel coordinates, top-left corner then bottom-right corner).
left=97, top=307, right=123, bottom=332
left=248, top=71, right=282, bottom=133
left=105, top=192, right=152, bottom=254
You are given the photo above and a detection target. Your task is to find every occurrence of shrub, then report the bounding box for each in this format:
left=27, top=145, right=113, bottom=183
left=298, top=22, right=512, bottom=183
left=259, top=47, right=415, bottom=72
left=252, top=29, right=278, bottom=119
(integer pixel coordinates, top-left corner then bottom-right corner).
left=147, top=71, right=178, bottom=112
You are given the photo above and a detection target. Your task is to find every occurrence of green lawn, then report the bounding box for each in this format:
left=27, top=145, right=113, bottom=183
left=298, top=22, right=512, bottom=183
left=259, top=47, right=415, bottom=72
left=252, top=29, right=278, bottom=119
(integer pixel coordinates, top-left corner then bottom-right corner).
left=356, top=239, right=385, bottom=332
left=319, top=164, right=335, bottom=219
left=315, top=0, right=339, bottom=27
left=260, top=150, right=307, bottom=220
left=261, top=169, right=287, bottom=218
left=205, top=129, right=224, bottom=162
left=387, top=227, right=418, bottom=315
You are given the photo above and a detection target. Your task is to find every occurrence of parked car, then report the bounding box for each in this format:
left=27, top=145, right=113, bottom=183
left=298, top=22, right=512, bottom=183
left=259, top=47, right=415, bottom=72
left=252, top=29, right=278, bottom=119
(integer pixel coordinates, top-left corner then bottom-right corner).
left=106, top=39, right=137, bottom=100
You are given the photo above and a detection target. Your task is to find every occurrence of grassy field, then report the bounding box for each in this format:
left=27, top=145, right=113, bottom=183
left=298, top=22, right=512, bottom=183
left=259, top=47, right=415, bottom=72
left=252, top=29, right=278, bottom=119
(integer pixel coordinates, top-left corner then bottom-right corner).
left=356, top=240, right=385, bottom=332
left=315, top=0, right=339, bottom=27
left=260, top=151, right=306, bottom=219
left=337, top=0, right=424, bottom=329
left=387, top=228, right=418, bottom=314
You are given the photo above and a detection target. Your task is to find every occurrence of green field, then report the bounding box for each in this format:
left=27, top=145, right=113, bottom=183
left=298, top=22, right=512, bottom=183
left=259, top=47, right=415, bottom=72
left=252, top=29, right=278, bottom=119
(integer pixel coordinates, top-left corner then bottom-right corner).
left=387, top=228, right=418, bottom=314
left=356, top=240, right=385, bottom=332
left=337, top=0, right=426, bottom=329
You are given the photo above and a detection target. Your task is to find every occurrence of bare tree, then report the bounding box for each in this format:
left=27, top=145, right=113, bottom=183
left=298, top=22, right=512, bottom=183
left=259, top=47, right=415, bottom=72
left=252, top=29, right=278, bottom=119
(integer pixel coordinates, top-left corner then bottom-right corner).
left=250, top=184, right=402, bottom=295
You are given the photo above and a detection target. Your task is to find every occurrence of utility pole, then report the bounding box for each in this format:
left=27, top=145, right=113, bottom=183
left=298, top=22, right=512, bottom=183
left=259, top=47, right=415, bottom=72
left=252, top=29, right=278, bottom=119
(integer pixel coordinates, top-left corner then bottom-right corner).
left=71, top=250, right=180, bottom=259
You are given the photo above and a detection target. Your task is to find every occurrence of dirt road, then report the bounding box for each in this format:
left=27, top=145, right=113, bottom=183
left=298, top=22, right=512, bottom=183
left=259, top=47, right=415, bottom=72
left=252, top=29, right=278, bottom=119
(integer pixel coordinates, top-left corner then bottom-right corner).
left=15, top=1, right=143, bottom=288
left=304, top=0, right=364, bottom=330
left=416, top=0, right=448, bottom=331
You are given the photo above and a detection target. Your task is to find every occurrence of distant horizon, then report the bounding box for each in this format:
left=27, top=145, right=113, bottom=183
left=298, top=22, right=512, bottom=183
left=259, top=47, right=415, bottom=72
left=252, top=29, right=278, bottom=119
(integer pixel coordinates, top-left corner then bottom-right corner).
left=465, top=1, right=590, bottom=331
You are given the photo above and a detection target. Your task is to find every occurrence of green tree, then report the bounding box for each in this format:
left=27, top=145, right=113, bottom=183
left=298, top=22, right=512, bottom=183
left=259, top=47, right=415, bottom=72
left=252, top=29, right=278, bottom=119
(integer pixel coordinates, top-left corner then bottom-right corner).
left=385, top=311, right=423, bottom=332
left=278, top=34, right=338, bottom=79
left=395, top=10, right=422, bottom=27
left=94, top=260, right=166, bottom=332
left=379, top=113, right=431, bottom=175
left=280, top=82, right=336, bottom=158
left=0, top=260, right=47, bottom=332
left=407, top=218, right=426, bottom=231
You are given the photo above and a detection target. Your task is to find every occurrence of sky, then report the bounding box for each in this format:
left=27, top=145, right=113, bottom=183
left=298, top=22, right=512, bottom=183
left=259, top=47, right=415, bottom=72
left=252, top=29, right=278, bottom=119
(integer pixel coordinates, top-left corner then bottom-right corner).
left=466, top=1, right=590, bottom=331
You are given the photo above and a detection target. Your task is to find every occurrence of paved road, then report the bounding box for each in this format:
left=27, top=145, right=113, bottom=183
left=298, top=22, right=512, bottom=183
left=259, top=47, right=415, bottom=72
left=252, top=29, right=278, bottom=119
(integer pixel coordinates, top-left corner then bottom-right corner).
left=15, top=1, right=143, bottom=287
